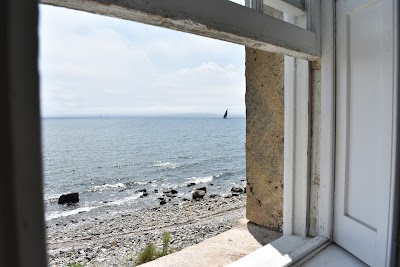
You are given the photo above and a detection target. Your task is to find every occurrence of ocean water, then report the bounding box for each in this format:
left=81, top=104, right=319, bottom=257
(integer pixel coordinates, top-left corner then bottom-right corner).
left=42, top=117, right=246, bottom=221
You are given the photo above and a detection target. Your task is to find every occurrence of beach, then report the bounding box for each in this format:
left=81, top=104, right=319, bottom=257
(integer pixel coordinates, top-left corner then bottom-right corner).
left=46, top=193, right=246, bottom=267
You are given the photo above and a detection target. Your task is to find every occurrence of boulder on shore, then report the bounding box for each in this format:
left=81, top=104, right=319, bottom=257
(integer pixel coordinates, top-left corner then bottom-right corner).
left=135, top=188, right=147, bottom=193
left=171, top=189, right=178, bottom=194
left=192, top=189, right=206, bottom=200
left=187, top=182, right=196, bottom=187
left=196, top=186, right=207, bottom=193
left=58, top=193, right=79, bottom=205
left=231, top=185, right=243, bottom=193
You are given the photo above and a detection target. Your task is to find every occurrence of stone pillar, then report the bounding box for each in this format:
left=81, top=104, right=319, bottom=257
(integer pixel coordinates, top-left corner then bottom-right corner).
left=245, top=48, right=284, bottom=229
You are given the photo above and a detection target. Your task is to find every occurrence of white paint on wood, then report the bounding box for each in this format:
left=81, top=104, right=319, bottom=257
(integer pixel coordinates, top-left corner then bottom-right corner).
left=227, top=235, right=328, bottom=267
left=263, top=0, right=305, bottom=16
left=41, top=0, right=320, bottom=60
left=283, top=14, right=310, bottom=237
left=300, top=244, right=368, bottom=267
left=318, top=0, right=335, bottom=240
left=334, top=0, right=396, bottom=265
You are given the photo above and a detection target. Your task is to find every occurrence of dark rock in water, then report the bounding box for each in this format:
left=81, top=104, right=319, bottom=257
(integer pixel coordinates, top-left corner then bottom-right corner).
left=158, top=197, right=165, bottom=201
left=192, top=190, right=206, bottom=200
left=160, top=200, right=166, bottom=205
left=171, top=189, right=178, bottom=194
left=140, top=192, right=149, bottom=198
left=165, top=193, right=177, bottom=198
left=182, top=197, right=191, bottom=201
left=58, top=193, right=79, bottom=204
left=243, top=187, right=246, bottom=194
left=187, top=182, right=196, bottom=187
left=154, top=189, right=159, bottom=193
left=196, top=186, right=207, bottom=193
left=210, top=183, right=214, bottom=186
left=209, top=194, right=219, bottom=198
left=231, top=185, right=243, bottom=193
left=163, top=189, right=171, bottom=194
left=135, top=188, right=147, bottom=193
left=232, top=192, right=240, bottom=197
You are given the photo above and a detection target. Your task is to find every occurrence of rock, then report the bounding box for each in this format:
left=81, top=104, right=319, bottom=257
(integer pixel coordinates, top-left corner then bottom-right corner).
left=182, top=197, right=191, bottom=201
left=222, top=193, right=232, bottom=198
left=58, top=193, right=79, bottom=204
left=171, top=189, right=178, bottom=194
left=196, top=186, right=207, bottom=193
left=209, top=194, right=219, bottom=198
left=135, top=189, right=147, bottom=193
left=192, top=190, right=206, bottom=200
left=232, top=192, right=240, bottom=197
left=231, top=185, right=243, bottom=193
left=140, top=192, right=149, bottom=198
left=160, top=200, right=166, bottom=205
left=154, top=189, right=158, bottom=193
left=187, top=182, right=196, bottom=187
left=165, top=193, right=177, bottom=198
left=158, top=197, right=165, bottom=201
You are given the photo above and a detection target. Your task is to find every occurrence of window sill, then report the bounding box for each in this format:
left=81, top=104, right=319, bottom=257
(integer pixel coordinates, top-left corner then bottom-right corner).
left=226, top=235, right=328, bottom=267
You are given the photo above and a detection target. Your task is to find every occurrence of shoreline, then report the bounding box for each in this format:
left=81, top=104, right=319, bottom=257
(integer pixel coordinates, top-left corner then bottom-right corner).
left=47, top=194, right=246, bottom=267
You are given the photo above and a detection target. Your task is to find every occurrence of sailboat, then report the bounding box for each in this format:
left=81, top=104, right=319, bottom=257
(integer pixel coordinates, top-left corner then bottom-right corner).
left=223, top=109, right=228, bottom=119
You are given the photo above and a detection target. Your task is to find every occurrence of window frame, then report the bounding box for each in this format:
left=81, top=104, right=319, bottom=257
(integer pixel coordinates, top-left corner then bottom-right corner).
left=3, top=0, right=339, bottom=266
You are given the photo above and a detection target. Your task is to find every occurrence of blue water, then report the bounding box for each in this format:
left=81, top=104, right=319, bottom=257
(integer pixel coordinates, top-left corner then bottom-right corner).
left=42, top=117, right=246, bottom=220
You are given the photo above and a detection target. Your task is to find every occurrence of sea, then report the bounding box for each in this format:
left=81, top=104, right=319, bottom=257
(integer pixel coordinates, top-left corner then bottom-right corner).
left=42, top=116, right=246, bottom=221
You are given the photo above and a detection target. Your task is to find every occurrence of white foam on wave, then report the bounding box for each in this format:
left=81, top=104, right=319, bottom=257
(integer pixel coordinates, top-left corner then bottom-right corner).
left=153, top=161, right=180, bottom=169
left=44, top=193, right=62, bottom=202
left=92, top=183, right=126, bottom=191
left=105, top=193, right=142, bottom=206
left=45, top=206, right=96, bottom=221
left=186, top=176, right=214, bottom=184
left=45, top=193, right=142, bottom=221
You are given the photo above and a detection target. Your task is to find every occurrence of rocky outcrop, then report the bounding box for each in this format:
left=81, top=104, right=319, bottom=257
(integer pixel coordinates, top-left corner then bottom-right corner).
left=192, top=189, right=206, bottom=200
left=231, top=185, right=243, bottom=193
left=58, top=193, right=79, bottom=205
left=196, top=187, right=207, bottom=193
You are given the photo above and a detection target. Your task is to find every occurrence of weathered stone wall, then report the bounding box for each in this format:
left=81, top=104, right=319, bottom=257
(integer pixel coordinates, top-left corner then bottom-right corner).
left=245, top=48, right=284, bottom=229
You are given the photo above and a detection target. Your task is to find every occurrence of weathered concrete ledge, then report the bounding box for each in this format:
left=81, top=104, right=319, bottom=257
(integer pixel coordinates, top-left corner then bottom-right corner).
left=140, top=218, right=282, bottom=267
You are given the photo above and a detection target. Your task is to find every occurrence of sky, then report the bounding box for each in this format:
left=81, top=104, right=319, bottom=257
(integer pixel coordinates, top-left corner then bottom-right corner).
left=38, top=3, right=246, bottom=117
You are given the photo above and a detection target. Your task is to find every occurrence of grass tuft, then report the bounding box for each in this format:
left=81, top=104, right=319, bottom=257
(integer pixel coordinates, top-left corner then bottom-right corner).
left=136, top=243, right=158, bottom=265
left=135, top=231, right=172, bottom=265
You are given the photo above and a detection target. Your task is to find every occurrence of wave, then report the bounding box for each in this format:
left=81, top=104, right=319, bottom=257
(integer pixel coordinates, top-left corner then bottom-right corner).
left=45, top=206, right=96, bottom=221
left=214, top=171, right=236, bottom=179
left=104, top=193, right=142, bottom=206
left=45, top=193, right=142, bottom=221
left=124, top=180, right=149, bottom=187
left=44, top=193, right=63, bottom=202
left=91, top=182, right=126, bottom=191
left=153, top=161, right=180, bottom=169
left=186, top=175, right=214, bottom=184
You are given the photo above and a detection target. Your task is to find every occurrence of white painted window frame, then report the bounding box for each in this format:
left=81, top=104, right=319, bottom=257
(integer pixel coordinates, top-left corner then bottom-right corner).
left=38, top=0, right=334, bottom=265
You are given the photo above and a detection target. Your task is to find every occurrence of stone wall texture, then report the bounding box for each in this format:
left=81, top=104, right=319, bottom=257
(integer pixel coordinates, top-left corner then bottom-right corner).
left=245, top=48, right=284, bottom=229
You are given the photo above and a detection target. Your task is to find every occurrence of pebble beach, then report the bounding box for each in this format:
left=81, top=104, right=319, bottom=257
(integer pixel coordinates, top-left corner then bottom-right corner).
left=46, top=193, right=246, bottom=267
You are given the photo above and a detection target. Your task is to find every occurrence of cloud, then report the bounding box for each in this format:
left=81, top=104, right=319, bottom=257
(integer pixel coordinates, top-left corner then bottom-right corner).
left=39, top=4, right=245, bottom=117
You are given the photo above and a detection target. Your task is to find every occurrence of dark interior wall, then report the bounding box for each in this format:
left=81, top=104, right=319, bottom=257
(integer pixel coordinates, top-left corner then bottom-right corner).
left=0, top=0, right=48, bottom=266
